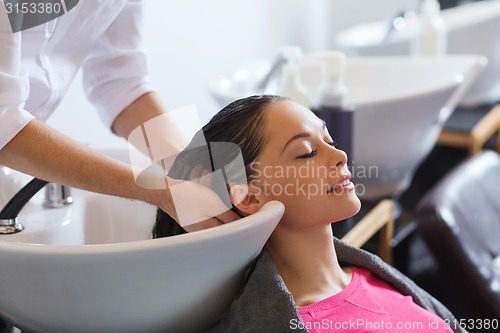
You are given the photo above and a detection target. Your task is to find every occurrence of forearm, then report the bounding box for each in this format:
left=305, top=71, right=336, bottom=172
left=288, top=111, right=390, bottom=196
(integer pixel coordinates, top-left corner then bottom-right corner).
left=112, top=92, right=189, bottom=161
left=0, top=92, right=237, bottom=227
left=0, top=119, right=167, bottom=210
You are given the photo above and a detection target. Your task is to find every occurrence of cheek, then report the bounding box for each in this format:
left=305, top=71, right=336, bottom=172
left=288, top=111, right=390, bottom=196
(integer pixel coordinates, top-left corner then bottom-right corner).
left=270, top=176, right=316, bottom=200
left=255, top=178, right=293, bottom=202
left=253, top=173, right=328, bottom=207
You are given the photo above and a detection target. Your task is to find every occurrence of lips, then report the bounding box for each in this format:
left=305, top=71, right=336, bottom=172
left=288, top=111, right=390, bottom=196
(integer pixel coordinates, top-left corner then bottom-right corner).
left=327, top=174, right=354, bottom=194
left=334, top=179, right=351, bottom=188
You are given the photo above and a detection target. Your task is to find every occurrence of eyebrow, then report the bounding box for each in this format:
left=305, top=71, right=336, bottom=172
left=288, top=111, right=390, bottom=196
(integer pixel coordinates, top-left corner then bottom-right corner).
left=280, top=120, right=327, bottom=155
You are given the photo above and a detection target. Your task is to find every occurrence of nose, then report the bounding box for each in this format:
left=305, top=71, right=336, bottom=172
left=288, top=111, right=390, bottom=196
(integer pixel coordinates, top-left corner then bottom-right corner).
left=335, top=149, right=348, bottom=167
left=325, top=143, right=348, bottom=168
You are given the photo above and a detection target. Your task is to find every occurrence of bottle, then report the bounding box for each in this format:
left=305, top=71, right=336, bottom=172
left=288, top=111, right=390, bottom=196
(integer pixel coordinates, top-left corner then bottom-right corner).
left=275, top=47, right=311, bottom=108
left=311, top=51, right=354, bottom=167
left=411, top=0, right=447, bottom=56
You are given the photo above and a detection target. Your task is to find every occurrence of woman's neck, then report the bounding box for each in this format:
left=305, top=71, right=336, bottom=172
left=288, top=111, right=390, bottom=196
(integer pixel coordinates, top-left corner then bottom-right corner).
left=266, top=223, right=352, bottom=306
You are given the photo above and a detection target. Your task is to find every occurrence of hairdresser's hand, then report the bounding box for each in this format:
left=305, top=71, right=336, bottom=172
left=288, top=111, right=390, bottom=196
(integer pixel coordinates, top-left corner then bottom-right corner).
left=165, top=167, right=240, bottom=231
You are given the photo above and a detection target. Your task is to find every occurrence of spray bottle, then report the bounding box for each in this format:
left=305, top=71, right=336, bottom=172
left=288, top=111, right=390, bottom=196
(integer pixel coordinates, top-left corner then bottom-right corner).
left=312, top=51, right=354, bottom=167
left=275, top=47, right=311, bottom=108
left=411, top=0, right=447, bottom=56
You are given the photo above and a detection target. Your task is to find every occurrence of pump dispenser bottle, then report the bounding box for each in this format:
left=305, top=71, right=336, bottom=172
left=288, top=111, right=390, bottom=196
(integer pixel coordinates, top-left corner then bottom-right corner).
left=275, top=48, right=310, bottom=108
left=312, top=51, right=354, bottom=167
left=411, top=0, right=447, bottom=56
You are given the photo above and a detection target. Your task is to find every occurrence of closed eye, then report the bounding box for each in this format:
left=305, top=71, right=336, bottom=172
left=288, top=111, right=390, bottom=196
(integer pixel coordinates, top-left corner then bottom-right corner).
left=298, top=140, right=337, bottom=159
left=298, top=149, right=318, bottom=159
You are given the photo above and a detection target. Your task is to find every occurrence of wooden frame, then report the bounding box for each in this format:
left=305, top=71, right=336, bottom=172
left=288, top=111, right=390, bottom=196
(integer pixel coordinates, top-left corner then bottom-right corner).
left=437, top=105, right=500, bottom=156
left=341, top=199, right=395, bottom=264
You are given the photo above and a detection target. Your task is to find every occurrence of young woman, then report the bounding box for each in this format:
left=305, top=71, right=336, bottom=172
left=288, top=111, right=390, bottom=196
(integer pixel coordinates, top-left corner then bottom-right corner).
left=153, top=95, right=465, bottom=333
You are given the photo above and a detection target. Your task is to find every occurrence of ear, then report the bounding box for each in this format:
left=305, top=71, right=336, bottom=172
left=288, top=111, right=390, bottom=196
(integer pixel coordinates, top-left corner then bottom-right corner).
left=229, top=184, right=263, bottom=216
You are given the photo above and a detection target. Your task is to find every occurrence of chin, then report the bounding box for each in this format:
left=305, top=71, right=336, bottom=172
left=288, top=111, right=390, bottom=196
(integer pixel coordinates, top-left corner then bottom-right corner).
left=336, top=196, right=362, bottom=221
left=350, top=195, right=362, bottom=215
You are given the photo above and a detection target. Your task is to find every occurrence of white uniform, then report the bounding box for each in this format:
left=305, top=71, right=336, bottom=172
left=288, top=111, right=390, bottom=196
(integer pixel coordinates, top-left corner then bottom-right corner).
left=0, top=0, right=154, bottom=149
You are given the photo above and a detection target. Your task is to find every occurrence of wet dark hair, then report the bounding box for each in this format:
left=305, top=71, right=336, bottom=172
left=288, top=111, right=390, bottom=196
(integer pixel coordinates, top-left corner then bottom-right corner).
left=152, top=95, right=289, bottom=238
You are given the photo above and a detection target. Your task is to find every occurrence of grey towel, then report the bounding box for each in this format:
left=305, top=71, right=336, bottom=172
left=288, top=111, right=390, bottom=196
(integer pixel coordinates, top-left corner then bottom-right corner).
left=209, top=238, right=467, bottom=333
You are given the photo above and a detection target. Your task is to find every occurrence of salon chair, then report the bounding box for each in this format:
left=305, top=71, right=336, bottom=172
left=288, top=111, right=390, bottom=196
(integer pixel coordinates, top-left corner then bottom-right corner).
left=437, top=104, right=500, bottom=156
left=415, top=150, right=500, bottom=319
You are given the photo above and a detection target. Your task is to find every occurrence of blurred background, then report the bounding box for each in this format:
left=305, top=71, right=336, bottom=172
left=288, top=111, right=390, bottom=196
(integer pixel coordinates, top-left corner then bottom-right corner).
left=47, top=0, right=421, bottom=148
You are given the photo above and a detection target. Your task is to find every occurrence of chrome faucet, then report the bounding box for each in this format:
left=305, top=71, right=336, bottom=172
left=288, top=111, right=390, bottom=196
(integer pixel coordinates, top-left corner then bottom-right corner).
left=44, top=182, right=73, bottom=208
left=255, top=46, right=302, bottom=93
left=0, top=179, right=72, bottom=234
left=255, top=52, right=288, bottom=93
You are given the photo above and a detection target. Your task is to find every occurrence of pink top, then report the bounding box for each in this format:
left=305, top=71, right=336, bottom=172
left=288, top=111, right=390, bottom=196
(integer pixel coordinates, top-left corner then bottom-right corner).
left=297, top=267, right=453, bottom=333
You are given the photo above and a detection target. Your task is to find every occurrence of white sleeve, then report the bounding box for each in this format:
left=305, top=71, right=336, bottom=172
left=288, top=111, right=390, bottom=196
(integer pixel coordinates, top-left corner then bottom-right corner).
left=0, top=1, right=35, bottom=150
left=81, top=0, right=155, bottom=130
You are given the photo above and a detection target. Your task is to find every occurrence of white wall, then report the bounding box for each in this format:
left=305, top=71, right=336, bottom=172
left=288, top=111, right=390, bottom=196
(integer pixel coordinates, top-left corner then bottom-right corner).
left=47, top=0, right=418, bottom=148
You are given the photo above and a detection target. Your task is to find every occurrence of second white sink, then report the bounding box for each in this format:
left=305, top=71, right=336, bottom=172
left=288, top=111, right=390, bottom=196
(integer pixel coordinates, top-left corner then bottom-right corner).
left=208, top=55, right=485, bottom=200
left=335, top=0, right=500, bottom=106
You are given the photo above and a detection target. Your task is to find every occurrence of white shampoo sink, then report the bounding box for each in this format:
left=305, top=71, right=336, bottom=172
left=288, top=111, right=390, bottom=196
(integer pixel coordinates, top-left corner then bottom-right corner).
left=208, top=55, right=485, bottom=200
left=335, top=0, right=500, bottom=106
left=0, top=157, right=284, bottom=333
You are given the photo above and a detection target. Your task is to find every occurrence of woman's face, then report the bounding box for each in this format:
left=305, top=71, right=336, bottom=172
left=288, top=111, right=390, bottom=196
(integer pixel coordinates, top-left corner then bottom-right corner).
left=248, top=100, right=361, bottom=229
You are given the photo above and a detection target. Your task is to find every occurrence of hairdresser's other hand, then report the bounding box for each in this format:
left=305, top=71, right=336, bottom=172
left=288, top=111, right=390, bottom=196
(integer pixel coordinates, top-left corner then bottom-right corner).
left=165, top=169, right=240, bottom=232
